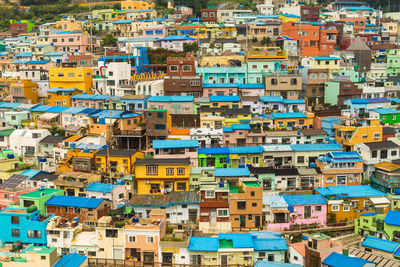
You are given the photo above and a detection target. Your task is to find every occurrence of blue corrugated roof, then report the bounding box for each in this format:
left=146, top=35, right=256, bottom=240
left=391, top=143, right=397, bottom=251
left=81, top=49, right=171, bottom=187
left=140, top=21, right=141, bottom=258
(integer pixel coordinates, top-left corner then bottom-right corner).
left=239, top=84, right=265, bottom=89
left=20, top=169, right=42, bottom=179
left=228, top=145, right=264, bottom=154
left=283, top=99, right=305, bottom=104
left=188, top=237, right=219, bottom=251
left=89, top=110, right=139, bottom=119
left=291, top=143, right=342, bottom=151
left=159, top=35, right=196, bottom=41
left=153, top=139, right=199, bottom=149
left=390, top=98, right=400, bottom=103
left=71, top=94, right=110, bottom=100
left=329, top=151, right=362, bottom=159
left=361, top=235, right=399, bottom=253
left=209, top=95, right=241, bottom=102
left=214, top=168, right=250, bottom=177
left=253, top=238, right=287, bottom=251
left=271, top=112, right=307, bottom=119
left=61, top=107, right=87, bottom=114
left=344, top=6, right=373, bottom=11
left=30, top=105, right=53, bottom=112
left=54, top=253, right=87, bottom=267
left=260, top=96, right=283, bottom=103
left=384, top=210, right=400, bottom=226
left=223, top=124, right=251, bottom=132
left=322, top=252, right=372, bottom=267
left=394, top=246, right=400, bottom=257
left=0, top=102, right=22, bottom=109
left=44, top=52, right=68, bottom=56
left=315, top=185, right=386, bottom=198
left=360, top=212, right=378, bottom=216
left=312, top=57, right=340, bottom=60
left=15, top=52, right=32, bottom=57
left=47, top=88, right=81, bottom=93
left=283, top=194, right=327, bottom=206
left=26, top=60, right=50, bottom=65
left=46, top=106, right=70, bottom=113
left=45, top=195, right=106, bottom=209
left=349, top=98, right=369, bottom=104
left=86, top=182, right=116, bottom=193
left=198, top=147, right=230, bottom=154
left=203, top=83, right=238, bottom=88
left=219, top=233, right=254, bottom=248
left=372, top=108, right=400, bottom=114
left=148, top=96, right=194, bottom=102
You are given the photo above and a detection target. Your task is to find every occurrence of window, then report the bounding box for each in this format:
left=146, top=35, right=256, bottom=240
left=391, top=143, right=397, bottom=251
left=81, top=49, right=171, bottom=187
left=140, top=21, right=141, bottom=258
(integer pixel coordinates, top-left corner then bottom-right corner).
left=105, top=229, right=118, bottom=238
left=237, top=201, right=246, bottom=210
left=177, top=182, right=186, bottom=190
left=372, top=150, right=377, bottom=158
left=12, top=228, right=20, bottom=237
left=381, top=150, right=388, bottom=159
left=315, top=206, right=321, bottom=211
left=27, top=230, right=41, bottom=238
left=177, top=168, right=185, bottom=175
left=11, top=216, right=19, bottom=224
left=129, top=236, right=136, bottom=242
left=331, top=205, right=339, bottom=211
left=392, top=150, right=397, bottom=157
left=169, top=65, right=178, bottom=72
left=157, top=112, right=163, bottom=118
left=205, top=190, right=215, bottom=198
left=252, top=203, right=257, bottom=207
left=252, top=157, right=259, bottom=165
left=68, top=73, right=74, bottom=77
left=374, top=133, right=380, bottom=139
left=166, top=168, right=174, bottom=175
left=57, top=73, right=64, bottom=77
left=182, top=65, right=192, bottom=72
left=74, top=208, right=81, bottom=213
left=251, top=191, right=255, bottom=197
left=154, top=124, right=166, bottom=130
left=271, top=78, right=277, bottom=85
left=343, top=205, right=350, bottom=212
left=297, top=156, right=305, bottom=164
left=146, top=236, right=154, bottom=243
left=41, top=256, right=46, bottom=260
left=217, top=209, right=229, bottom=217
left=290, top=78, right=297, bottom=85
left=123, top=159, right=128, bottom=164
left=146, top=165, right=158, bottom=175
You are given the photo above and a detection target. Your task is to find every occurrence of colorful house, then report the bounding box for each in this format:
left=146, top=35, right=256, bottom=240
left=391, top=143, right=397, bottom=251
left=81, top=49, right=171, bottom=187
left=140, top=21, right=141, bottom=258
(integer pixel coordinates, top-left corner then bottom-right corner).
left=94, top=149, right=144, bottom=174
left=153, top=139, right=199, bottom=167
left=210, top=95, right=241, bottom=109
left=228, top=146, right=264, bottom=168
left=315, top=185, right=389, bottom=223
left=10, top=79, right=38, bottom=104
left=369, top=108, right=400, bottom=125
left=271, top=112, right=314, bottom=130
left=19, top=188, right=64, bottom=215
left=49, top=67, right=93, bottom=94
left=315, top=152, right=364, bottom=186
left=198, top=147, right=231, bottom=168
left=134, top=158, right=190, bottom=195
left=47, top=88, right=83, bottom=107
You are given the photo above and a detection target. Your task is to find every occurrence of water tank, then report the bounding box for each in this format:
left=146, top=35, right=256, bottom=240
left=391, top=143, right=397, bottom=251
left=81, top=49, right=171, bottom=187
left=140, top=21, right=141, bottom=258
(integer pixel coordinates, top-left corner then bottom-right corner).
left=27, top=205, right=37, bottom=213
left=39, top=158, right=47, bottom=162
left=6, top=153, right=14, bottom=159
left=38, top=186, right=45, bottom=191
left=297, top=130, right=301, bottom=135
left=72, top=217, right=79, bottom=226
left=219, top=181, right=224, bottom=188
left=302, top=235, right=308, bottom=240
left=70, top=142, right=76, bottom=150
left=395, top=189, right=400, bottom=195
left=329, top=138, right=336, bottom=144
left=117, top=180, right=125, bottom=185
left=83, top=149, right=90, bottom=153
left=132, top=216, right=139, bottom=223
left=99, top=118, right=106, bottom=125
left=309, top=162, right=316, bottom=168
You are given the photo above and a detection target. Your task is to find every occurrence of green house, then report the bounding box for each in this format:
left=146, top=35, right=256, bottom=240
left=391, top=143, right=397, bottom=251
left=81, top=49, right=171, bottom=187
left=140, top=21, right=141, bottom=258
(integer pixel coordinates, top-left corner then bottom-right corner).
left=19, top=188, right=64, bottom=214
left=354, top=212, right=386, bottom=238
left=189, top=167, right=215, bottom=189
left=370, top=108, right=400, bottom=125
left=198, top=147, right=230, bottom=168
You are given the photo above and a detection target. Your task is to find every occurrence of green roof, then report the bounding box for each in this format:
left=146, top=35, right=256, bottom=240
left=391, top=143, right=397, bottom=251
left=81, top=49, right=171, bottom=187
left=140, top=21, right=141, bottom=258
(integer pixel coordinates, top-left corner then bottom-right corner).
left=229, top=186, right=239, bottom=193
left=244, top=181, right=260, bottom=187
left=219, top=239, right=233, bottom=249
left=23, top=246, right=55, bottom=254
left=0, top=129, right=14, bottom=136
left=21, top=188, right=63, bottom=199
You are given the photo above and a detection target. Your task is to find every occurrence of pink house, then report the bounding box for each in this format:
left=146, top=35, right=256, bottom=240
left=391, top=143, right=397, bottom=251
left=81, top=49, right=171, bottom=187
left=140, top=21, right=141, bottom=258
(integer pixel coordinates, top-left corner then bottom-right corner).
left=153, top=139, right=199, bottom=167
left=223, top=124, right=265, bottom=147
left=0, top=188, right=36, bottom=210
left=202, top=84, right=239, bottom=97
left=135, top=25, right=168, bottom=39
left=267, top=194, right=328, bottom=232
left=49, top=32, right=92, bottom=53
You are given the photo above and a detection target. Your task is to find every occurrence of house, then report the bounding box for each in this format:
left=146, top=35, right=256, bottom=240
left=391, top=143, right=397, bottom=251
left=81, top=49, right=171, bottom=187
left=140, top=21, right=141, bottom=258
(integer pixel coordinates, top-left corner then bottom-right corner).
left=251, top=231, right=288, bottom=263
left=96, top=216, right=125, bottom=259
left=48, top=67, right=93, bottom=94
left=264, top=75, right=302, bottom=100
left=158, top=35, right=196, bottom=52
left=322, top=252, right=375, bottom=267
left=144, top=109, right=171, bottom=148
left=210, top=95, right=241, bottom=109
left=46, top=216, right=82, bottom=255
left=0, top=206, right=53, bottom=245
left=121, top=95, right=150, bottom=112
left=261, top=145, right=295, bottom=168
left=47, top=88, right=83, bottom=107
left=198, top=147, right=231, bottom=168
left=315, top=152, right=364, bottom=186
left=315, top=185, right=389, bottom=223
left=94, top=149, right=144, bottom=174
left=262, top=194, right=290, bottom=231
left=271, top=112, right=314, bottom=130
left=45, top=195, right=111, bottom=230
left=134, top=158, right=190, bottom=195
left=190, top=128, right=222, bottom=148
left=147, top=96, right=194, bottom=114
left=19, top=188, right=64, bottom=214
left=291, top=143, right=343, bottom=168
left=355, top=141, right=400, bottom=180
left=223, top=124, right=265, bottom=147
left=10, top=129, right=51, bottom=158
left=217, top=233, right=254, bottom=265
left=369, top=108, right=400, bottom=125
left=251, top=168, right=299, bottom=191
left=199, top=182, right=231, bottom=233
left=85, top=182, right=127, bottom=208
left=129, top=191, right=199, bottom=224
left=214, top=168, right=251, bottom=186
left=228, top=146, right=264, bottom=168
left=153, top=140, right=199, bottom=167
left=229, top=180, right=263, bottom=231
left=49, top=31, right=93, bottom=54
left=304, top=233, right=343, bottom=267
left=372, top=161, right=400, bottom=194
left=361, top=235, right=400, bottom=257
left=123, top=209, right=166, bottom=263
left=0, top=245, right=60, bottom=267
left=288, top=241, right=306, bottom=266
left=188, top=236, right=219, bottom=265
left=282, top=194, right=327, bottom=230
left=54, top=253, right=88, bottom=267
left=10, top=79, right=38, bottom=104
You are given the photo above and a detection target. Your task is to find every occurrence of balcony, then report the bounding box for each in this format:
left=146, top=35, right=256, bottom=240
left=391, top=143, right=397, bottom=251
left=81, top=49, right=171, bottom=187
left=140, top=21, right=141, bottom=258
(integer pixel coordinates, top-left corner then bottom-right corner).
left=247, top=47, right=287, bottom=59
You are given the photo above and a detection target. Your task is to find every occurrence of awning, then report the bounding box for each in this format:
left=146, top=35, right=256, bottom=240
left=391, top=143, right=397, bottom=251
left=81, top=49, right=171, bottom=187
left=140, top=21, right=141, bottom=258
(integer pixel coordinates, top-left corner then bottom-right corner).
left=370, top=197, right=390, bottom=206
left=38, top=112, right=59, bottom=120
left=273, top=209, right=290, bottom=213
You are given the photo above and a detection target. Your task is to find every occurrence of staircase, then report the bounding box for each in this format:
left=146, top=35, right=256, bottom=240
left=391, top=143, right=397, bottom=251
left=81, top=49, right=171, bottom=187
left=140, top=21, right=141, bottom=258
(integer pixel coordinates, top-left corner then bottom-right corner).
left=334, top=233, right=363, bottom=249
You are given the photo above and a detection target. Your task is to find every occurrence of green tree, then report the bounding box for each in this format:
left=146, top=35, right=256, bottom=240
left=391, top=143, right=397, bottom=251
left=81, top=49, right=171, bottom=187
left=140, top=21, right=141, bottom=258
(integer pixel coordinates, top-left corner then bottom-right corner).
left=101, top=33, right=118, bottom=47
left=183, top=42, right=199, bottom=53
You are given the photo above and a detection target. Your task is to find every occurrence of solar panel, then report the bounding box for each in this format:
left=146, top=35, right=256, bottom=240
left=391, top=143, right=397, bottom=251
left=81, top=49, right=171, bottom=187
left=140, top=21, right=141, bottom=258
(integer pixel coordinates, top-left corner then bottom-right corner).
left=0, top=174, right=29, bottom=188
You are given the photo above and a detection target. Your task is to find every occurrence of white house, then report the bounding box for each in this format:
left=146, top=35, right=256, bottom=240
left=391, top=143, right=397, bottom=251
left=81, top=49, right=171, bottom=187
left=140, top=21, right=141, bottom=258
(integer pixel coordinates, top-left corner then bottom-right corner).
left=9, top=129, right=50, bottom=157
left=47, top=216, right=82, bottom=254
left=85, top=182, right=128, bottom=208
left=189, top=128, right=223, bottom=148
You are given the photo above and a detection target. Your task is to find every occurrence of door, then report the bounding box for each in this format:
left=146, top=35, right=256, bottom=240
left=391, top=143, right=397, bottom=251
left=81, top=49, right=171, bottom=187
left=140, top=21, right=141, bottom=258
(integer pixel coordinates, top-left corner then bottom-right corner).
left=113, top=248, right=123, bottom=259
left=189, top=209, right=198, bottom=221
left=164, top=182, right=174, bottom=193
left=221, top=255, right=228, bottom=266
left=240, top=215, right=246, bottom=227
left=210, top=210, right=217, bottom=225
left=255, top=216, right=260, bottom=227
left=162, top=252, right=173, bottom=264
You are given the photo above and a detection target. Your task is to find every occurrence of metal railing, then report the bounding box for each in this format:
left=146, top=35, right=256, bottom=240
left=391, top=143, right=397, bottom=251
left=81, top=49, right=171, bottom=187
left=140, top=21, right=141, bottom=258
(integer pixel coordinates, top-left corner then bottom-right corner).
left=88, top=259, right=252, bottom=267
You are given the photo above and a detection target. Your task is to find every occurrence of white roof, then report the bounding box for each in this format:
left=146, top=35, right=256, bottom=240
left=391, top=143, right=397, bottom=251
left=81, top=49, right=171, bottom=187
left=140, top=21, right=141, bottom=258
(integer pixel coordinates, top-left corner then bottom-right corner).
left=39, top=112, right=59, bottom=120
left=369, top=197, right=390, bottom=205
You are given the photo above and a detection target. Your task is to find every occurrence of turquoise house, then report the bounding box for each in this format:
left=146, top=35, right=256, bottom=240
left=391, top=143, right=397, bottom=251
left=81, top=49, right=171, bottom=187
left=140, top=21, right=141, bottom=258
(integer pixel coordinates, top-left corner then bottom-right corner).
left=250, top=231, right=288, bottom=263
left=19, top=188, right=64, bottom=214
left=4, top=111, right=30, bottom=127
left=196, top=66, right=247, bottom=84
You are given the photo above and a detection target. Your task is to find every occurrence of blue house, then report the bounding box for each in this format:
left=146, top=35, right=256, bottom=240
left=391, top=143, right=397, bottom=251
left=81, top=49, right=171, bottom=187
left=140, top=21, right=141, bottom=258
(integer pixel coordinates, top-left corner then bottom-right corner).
left=321, top=117, right=340, bottom=137
left=361, top=235, right=400, bottom=255
left=0, top=207, right=53, bottom=245
left=322, top=252, right=374, bottom=267
left=121, top=95, right=150, bottom=112
left=98, top=47, right=149, bottom=73
left=250, top=231, right=288, bottom=263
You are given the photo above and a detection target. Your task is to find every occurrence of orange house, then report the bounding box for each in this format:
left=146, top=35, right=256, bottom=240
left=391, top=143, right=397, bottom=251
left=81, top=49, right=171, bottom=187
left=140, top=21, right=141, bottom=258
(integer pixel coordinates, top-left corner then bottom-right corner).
left=315, top=185, right=389, bottom=223
left=281, top=21, right=338, bottom=57
left=339, top=18, right=366, bottom=34
left=124, top=209, right=166, bottom=262
left=315, top=151, right=364, bottom=187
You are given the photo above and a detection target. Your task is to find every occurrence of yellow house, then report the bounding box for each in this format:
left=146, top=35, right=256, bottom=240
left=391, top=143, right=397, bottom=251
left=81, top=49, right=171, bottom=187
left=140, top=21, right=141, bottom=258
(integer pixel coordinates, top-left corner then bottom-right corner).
left=272, top=112, right=314, bottom=130
left=224, top=109, right=253, bottom=126
left=112, top=10, right=128, bottom=20
left=56, top=18, right=83, bottom=32
left=94, top=149, right=144, bottom=174
left=11, top=79, right=38, bottom=104
left=55, top=171, right=101, bottom=197
left=49, top=67, right=93, bottom=94
left=126, top=9, right=157, bottom=20
left=47, top=88, right=82, bottom=106
left=279, top=13, right=301, bottom=23
left=134, top=158, right=190, bottom=195
left=334, top=119, right=382, bottom=151
left=210, top=95, right=242, bottom=108
left=304, top=57, right=340, bottom=77
left=121, top=0, right=155, bottom=10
